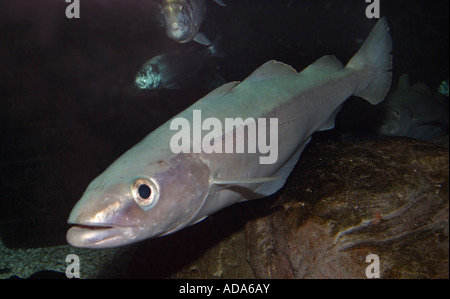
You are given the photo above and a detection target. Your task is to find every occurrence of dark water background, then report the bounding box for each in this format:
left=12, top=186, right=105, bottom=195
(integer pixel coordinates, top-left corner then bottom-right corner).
left=0, top=0, right=448, bottom=276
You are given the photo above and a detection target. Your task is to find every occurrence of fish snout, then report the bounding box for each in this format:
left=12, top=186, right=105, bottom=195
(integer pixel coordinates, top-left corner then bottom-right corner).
left=377, top=122, right=396, bottom=136
left=135, top=73, right=150, bottom=89
left=66, top=225, right=140, bottom=249
left=67, top=191, right=143, bottom=248
left=167, top=22, right=190, bottom=41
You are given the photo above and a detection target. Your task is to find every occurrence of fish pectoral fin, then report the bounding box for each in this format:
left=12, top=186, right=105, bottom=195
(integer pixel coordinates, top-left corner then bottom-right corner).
left=211, top=137, right=312, bottom=201
left=253, top=137, right=311, bottom=198
left=243, top=60, right=297, bottom=83
left=212, top=176, right=280, bottom=185
left=214, top=0, right=227, bottom=7
left=194, top=33, right=212, bottom=46
left=412, top=117, right=445, bottom=127
left=166, top=82, right=181, bottom=89
left=212, top=176, right=281, bottom=201
left=320, top=106, right=343, bottom=131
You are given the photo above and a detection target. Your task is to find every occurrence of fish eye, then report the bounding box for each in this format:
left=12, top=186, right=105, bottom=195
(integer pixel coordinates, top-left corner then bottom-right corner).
left=138, top=184, right=151, bottom=199
left=131, top=177, right=159, bottom=211
left=394, top=110, right=400, bottom=117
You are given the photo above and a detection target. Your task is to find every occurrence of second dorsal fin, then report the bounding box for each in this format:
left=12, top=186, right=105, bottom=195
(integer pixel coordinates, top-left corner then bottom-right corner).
left=243, top=60, right=297, bottom=83
left=302, top=55, right=344, bottom=73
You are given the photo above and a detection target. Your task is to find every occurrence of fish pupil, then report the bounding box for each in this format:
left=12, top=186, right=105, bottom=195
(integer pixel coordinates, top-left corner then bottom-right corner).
left=138, top=184, right=151, bottom=199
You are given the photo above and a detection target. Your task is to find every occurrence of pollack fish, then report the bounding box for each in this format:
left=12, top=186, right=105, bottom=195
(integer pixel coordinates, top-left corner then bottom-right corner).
left=162, top=0, right=226, bottom=45
left=135, top=37, right=224, bottom=90
left=377, top=74, right=449, bottom=141
left=67, top=18, right=392, bottom=248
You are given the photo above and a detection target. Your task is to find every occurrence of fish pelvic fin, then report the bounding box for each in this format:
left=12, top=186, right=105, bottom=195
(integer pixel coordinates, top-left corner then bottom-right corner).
left=346, top=17, right=393, bottom=105
left=194, top=33, right=212, bottom=46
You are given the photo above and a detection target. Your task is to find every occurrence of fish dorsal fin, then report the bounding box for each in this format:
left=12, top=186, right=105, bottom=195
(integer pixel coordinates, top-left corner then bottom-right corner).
left=202, top=81, right=240, bottom=102
left=302, top=55, right=344, bottom=73
left=243, top=60, right=297, bottom=83
left=398, top=74, right=410, bottom=89
left=412, top=82, right=432, bottom=96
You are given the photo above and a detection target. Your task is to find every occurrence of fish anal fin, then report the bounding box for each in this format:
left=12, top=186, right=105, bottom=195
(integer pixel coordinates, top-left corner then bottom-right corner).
left=243, top=60, right=297, bottom=83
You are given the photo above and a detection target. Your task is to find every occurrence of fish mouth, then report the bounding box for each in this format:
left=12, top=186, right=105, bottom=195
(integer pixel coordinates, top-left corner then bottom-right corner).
left=135, top=81, right=146, bottom=89
left=168, top=22, right=188, bottom=39
left=135, top=76, right=148, bottom=89
left=66, top=222, right=140, bottom=249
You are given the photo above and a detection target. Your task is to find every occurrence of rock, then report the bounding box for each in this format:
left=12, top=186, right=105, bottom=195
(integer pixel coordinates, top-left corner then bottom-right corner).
left=246, top=137, right=449, bottom=279
left=431, top=134, right=449, bottom=149
left=171, top=229, right=254, bottom=279
left=125, top=202, right=256, bottom=278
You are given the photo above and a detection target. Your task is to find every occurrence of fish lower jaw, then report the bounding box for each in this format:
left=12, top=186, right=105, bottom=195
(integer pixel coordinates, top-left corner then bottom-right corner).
left=66, top=223, right=140, bottom=249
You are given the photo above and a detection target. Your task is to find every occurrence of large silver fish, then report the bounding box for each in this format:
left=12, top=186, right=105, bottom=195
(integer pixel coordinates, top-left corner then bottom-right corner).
left=162, top=0, right=226, bottom=45
left=67, top=18, right=392, bottom=248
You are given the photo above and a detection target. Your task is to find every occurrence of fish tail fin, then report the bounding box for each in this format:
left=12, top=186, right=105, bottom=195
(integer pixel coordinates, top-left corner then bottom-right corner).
left=207, top=36, right=227, bottom=58
left=346, top=17, right=393, bottom=105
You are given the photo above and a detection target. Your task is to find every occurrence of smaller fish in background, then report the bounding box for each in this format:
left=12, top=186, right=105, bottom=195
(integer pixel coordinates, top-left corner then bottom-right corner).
left=377, top=74, right=449, bottom=141
left=161, top=0, right=226, bottom=45
left=135, top=37, right=225, bottom=90
left=438, top=78, right=449, bottom=97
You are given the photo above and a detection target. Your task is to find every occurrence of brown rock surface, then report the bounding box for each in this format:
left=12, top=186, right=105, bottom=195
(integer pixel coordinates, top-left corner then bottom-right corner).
left=246, top=137, right=449, bottom=278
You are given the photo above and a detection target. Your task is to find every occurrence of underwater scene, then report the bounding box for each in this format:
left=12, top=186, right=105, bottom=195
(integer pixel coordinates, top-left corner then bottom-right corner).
left=0, top=0, right=448, bottom=279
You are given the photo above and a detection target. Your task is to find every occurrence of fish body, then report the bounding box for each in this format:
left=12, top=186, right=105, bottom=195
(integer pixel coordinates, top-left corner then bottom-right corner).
left=377, top=74, right=449, bottom=141
left=162, top=0, right=226, bottom=45
left=67, top=18, right=392, bottom=248
left=135, top=39, right=223, bottom=90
